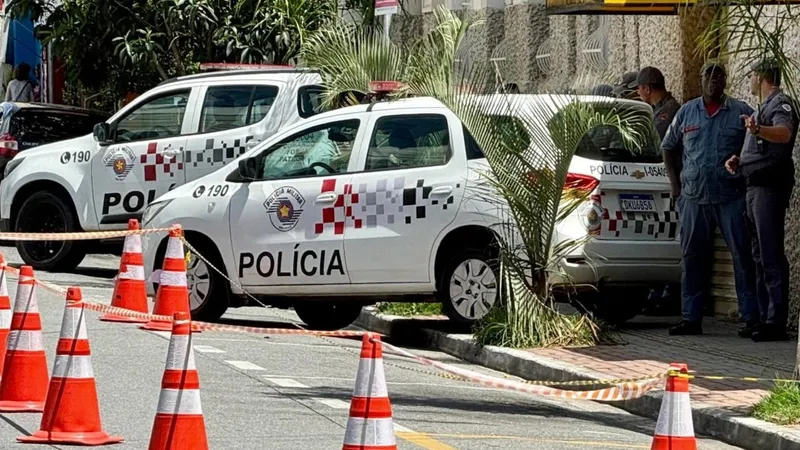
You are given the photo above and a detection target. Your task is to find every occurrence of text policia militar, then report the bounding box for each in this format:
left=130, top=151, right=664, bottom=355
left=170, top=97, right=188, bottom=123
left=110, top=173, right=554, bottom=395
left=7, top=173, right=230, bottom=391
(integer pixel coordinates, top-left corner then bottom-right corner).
left=239, top=246, right=345, bottom=278
left=588, top=164, right=667, bottom=178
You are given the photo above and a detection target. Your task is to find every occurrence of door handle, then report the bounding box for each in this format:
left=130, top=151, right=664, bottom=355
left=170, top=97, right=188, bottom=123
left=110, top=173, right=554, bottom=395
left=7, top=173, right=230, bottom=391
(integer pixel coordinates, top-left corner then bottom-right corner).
left=161, top=149, right=181, bottom=159
left=430, top=186, right=453, bottom=196
left=246, top=139, right=262, bottom=149
left=316, top=193, right=338, bottom=203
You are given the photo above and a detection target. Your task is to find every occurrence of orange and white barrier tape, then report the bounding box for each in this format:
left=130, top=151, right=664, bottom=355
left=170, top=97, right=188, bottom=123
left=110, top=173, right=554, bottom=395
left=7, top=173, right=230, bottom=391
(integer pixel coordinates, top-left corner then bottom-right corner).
left=0, top=227, right=172, bottom=241
left=380, top=340, right=663, bottom=401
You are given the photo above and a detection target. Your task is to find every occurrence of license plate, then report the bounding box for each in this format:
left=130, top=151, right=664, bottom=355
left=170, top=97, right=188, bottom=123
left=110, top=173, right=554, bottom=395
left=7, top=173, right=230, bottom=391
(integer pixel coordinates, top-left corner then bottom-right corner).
left=619, top=194, right=656, bottom=212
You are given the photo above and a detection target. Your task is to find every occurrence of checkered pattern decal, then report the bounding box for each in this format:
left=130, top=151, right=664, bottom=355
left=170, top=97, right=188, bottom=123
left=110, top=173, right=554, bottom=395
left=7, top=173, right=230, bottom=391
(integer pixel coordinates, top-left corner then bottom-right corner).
left=185, top=135, right=253, bottom=168
left=142, top=142, right=183, bottom=182
left=600, top=192, right=679, bottom=239
left=314, top=177, right=458, bottom=235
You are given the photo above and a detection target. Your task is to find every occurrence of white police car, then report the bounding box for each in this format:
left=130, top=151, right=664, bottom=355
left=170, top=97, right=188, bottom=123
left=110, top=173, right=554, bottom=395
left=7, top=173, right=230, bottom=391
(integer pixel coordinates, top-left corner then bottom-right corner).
left=0, top=66, right=325, bottom=270
left=141, top=93, right=681, bottom=330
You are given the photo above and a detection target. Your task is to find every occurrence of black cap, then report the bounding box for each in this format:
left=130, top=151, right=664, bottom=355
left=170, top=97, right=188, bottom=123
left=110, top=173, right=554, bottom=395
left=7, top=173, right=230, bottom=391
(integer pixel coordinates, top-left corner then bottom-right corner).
left=701, top=61, right=726, bottom=76
left=611, top=71, right=637, bottom=97
left=630, top=66, right=665, bottom=88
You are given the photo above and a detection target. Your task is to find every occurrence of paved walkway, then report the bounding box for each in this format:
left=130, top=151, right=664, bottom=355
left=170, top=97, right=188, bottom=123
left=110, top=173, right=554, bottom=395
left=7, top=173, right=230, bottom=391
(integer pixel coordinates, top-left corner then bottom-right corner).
left=531, top=316, right=796, bottom=413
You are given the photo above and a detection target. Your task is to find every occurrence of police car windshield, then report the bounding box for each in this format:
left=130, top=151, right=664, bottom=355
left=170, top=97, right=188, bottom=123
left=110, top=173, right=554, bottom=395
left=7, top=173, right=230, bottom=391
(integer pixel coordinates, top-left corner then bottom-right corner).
left=573, top=102, right=662, bottom=164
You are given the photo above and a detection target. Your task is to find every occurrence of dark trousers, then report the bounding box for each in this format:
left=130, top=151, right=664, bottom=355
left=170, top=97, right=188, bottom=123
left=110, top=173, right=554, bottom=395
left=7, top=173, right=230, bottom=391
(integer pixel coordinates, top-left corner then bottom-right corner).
left=678, top=196, right=759, bottom=323
left=745, top=186, right=790, bottom=329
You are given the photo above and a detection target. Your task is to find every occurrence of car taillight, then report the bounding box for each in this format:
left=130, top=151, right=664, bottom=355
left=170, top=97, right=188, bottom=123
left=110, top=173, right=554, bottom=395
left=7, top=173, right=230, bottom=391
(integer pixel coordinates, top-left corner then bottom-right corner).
left=564, top=173, right=599, bottom=193
left=0, top=134, right=18, bottom=158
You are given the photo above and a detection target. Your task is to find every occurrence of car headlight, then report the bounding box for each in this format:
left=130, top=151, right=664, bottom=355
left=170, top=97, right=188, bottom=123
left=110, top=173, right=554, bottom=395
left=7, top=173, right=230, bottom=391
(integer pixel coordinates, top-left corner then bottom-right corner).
left=4, top=157, right=24, bottom=178
left=142, top=199, right=173, bottom=227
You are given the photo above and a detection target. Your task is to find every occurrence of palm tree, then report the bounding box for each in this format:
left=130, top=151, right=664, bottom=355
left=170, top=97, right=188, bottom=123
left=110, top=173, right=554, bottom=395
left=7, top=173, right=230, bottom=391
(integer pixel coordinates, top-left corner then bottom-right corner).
left=302, top=7, right=656, bottom=347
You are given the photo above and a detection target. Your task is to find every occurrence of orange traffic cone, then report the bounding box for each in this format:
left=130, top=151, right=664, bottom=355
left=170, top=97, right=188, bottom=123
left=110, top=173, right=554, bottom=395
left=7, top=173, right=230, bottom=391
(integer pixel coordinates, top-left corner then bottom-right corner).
left=101, top=219, right=149, bottom=323
left=141, top=226, right=192, bottom=332
left=651, top=363, right=697, bottom=450
left=19, top=287, right=124, bottom=445
left=0, top=254, right=12, bottom=380
left=148, top=312, right=208, bottom=450
left=343, top=334, right=397, bottom=450
left=0, top=265, right=49, bottom=412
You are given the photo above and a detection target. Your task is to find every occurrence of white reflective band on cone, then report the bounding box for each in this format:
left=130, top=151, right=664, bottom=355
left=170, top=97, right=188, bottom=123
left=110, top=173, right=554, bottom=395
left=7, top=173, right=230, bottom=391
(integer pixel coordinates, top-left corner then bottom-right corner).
left=60, top=307, right=88, bottom=340
left=0, top=310, right=10, bottom=328
left=13, top=285, right=38, bottom=313
left=123, top=234, right=143, bottom=254
left=160, top=270, right=187, bottom=287
left=156, top=388, right=203, bottom=415
left=119, top=265, right=146, bottom=281
left=654, top=391, right=694, bottom=437
left=165, top=238, right=184, bottom=259
left=353, top=359, right=389, bottom=397
left=0, top=270, right=8, bottom=297
left=53, top=354, right=95, bottom=379
left=7, top=330, right=45, bottom=351
left=343, top=418, right=396, bottom=446
left=165, top=335, right=197, bottom=370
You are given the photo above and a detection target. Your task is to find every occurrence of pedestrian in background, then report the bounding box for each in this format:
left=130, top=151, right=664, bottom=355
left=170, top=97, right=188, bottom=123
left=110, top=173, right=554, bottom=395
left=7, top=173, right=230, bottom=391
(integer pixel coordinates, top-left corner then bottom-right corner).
left=4, top=63, right=34, bottom=103
left=632, top=66, right=681, bottom=140
left=611, top=72, right=638, bottom=99
left=724, top=59, right=798, bottom=342
left=661, top=61, right=759, bottom=336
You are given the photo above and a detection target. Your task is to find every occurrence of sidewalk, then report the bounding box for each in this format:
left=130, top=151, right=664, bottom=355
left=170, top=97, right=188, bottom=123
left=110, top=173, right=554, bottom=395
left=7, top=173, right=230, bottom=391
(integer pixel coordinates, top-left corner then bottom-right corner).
left=356, top=309, right=800, bottom=450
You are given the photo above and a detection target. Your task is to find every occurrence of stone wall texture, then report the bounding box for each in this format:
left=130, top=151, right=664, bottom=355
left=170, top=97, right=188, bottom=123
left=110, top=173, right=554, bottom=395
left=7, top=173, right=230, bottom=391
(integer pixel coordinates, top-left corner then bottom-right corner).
left=387, top=3, right=800, bottom=324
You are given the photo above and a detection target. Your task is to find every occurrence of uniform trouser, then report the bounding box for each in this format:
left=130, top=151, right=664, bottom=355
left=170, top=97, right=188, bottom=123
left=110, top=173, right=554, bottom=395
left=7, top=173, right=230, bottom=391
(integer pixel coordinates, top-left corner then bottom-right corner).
left=745, top=186, right=790, bottom=329
left=678, top=196, right=758, bottom=323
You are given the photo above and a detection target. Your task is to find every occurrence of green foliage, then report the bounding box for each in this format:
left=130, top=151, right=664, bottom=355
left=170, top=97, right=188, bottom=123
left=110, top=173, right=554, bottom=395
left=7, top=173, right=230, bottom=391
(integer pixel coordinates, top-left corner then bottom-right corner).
left=376, top=302, right=443, bottom=316
left=302, top=7, right=653, bottom=347
left=753, top=381, right=800, bottom=425
left=7, top=0, right=338, bottom=103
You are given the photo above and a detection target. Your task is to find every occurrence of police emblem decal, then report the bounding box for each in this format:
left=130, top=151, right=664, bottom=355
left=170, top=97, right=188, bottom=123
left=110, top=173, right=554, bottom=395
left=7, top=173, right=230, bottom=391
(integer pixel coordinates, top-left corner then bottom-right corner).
left=264, top=186, right=306, bottom=232
left=631, top=169, right=646, bottom=179
left=103, top=146, right=135, bottom=181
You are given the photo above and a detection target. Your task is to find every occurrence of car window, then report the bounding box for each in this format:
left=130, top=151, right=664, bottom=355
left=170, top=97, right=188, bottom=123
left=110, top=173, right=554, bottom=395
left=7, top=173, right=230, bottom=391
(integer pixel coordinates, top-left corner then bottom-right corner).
left=298, top=85, right=327, bottom=119
left=199, top=85, right=279, bottom=133
left=115, top=90, right=190, bottom=142
left=462, top=125, right=486, bottom=160
left=9, top=110, right=109, bottom=149
left=256, top=119, right=360, bottom=180
left=365, top=114, right=451, bottom=171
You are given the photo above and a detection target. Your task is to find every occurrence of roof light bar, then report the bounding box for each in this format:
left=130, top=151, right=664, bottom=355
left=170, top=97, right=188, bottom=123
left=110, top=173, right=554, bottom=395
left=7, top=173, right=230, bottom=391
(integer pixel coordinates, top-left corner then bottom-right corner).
left=199, top=63, right=295, bottom=71
left=368, top=81, right=405, bottom=93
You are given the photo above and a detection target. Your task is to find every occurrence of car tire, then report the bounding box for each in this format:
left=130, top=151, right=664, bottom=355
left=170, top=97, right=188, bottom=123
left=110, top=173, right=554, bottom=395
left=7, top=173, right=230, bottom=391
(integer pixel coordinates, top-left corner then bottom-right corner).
left=15, top=191, right=86, bottom=272
left=437, top=248, right=500, bottom=328
left=294, top=303, right=363, bottom=331
left=153, top=235, right=229, bottom=322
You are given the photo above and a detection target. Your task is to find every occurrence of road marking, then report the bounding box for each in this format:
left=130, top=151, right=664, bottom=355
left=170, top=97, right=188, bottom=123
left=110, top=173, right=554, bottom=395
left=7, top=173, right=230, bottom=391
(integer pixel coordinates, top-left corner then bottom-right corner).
left=394, top=424, right=457, bottom=450
left=264, top=378, right=309, bottom=388
left=416, top=433, right=648, bottom=448
left=311, top=398, right=350, bottom=409
left=258, top=374, right=502, bottom=391
left=225, top=360, right=266, bottom=371
left=193, top=345, right=225, bottom=354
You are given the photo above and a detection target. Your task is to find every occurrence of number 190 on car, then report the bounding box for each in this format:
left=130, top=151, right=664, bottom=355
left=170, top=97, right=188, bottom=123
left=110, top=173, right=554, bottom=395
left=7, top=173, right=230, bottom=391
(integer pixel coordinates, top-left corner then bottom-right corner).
left=619, top=193, right=656, bottom=213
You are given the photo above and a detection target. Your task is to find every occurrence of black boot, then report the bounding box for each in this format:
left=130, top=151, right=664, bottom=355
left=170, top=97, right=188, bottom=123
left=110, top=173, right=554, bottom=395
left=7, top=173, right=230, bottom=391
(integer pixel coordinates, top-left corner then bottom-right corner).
left=669, top=321, right=703, bottom=336
left=738, top=321, right=761, bottom=339
left=751, top=325, right=789, bottom=342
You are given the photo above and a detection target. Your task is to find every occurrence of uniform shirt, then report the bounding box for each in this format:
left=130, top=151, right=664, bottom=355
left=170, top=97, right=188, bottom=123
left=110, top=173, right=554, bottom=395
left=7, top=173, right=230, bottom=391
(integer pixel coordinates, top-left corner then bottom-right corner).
left=662, top=95, right=754, bottom=204
left=653, top=92, right=681, bottom=140
left=739, top=89, right=798, bottom=182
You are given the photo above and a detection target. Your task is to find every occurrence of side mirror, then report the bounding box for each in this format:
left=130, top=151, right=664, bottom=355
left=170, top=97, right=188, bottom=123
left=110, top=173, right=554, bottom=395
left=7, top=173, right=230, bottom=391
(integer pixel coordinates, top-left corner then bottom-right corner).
left=238, top=157, right=258, bottom=180
left=93, top=123, right=111, bottom=144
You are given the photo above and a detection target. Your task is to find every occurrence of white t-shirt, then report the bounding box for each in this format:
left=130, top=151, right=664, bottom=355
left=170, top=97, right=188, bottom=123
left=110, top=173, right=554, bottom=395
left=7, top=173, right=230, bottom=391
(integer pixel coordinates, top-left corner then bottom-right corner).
left=5, top=79, right=33, bottom=102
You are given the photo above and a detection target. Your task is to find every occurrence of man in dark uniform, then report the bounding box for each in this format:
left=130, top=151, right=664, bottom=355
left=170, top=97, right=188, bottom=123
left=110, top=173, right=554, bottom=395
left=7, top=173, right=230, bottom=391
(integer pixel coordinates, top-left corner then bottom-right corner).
left=725, top=59, right=798, bottom=342
left=631, top=67, right=682, bottom=140
left=662, top=61, right=759, bottom=336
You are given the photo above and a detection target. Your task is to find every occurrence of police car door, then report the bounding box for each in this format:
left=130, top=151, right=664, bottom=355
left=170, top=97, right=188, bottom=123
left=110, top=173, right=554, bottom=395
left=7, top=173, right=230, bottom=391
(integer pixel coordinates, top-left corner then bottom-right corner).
left=343, top=108, right=466, bottom=283
left=229, top=112, right=368, bottom=288
left=92, top=88, right=196, bottom=228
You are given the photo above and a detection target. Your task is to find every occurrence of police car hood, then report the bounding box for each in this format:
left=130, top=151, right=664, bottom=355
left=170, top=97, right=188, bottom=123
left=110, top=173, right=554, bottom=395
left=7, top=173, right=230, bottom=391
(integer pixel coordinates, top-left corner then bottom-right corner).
left=19, top=134, right=94, bottom=159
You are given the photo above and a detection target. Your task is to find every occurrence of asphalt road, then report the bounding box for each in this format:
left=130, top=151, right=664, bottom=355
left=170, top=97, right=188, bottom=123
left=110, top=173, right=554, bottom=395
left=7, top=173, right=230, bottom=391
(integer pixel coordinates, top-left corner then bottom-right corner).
left=0, top=245, right=741, bottom=450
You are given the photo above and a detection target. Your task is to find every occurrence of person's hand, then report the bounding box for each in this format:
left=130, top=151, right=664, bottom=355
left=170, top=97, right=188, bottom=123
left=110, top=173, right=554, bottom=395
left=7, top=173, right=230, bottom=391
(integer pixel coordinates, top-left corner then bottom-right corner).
left=741, top=114, right=758, bottom=133
left=725, top=155, right=740, bottom=175
left=671, top=185, right=681, bottom=199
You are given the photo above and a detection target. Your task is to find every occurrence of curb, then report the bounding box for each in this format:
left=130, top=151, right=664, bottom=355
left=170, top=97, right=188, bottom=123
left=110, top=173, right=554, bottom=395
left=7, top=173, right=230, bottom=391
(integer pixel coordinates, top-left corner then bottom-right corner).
left=357, top=309, right=800, bottom=450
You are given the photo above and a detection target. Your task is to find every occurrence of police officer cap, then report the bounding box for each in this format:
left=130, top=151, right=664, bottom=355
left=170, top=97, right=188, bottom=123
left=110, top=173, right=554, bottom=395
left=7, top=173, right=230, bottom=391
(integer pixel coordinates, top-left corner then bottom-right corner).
left=700, top=61, right=726, bottom=76
left=629, top=66, right=665, bottom=88
left=611, top=71, right=637, bottom=96
left=750, top=57, right=780, bottom=74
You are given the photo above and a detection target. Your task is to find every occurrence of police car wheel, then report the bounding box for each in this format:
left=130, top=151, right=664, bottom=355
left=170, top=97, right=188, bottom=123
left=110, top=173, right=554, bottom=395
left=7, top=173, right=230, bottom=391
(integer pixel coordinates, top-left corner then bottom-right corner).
left=438, top=249, right=499, bottom=327
left=293, top=302, right=362, bottom=331
left=153, top=235, right=229, bottom=322
left=15, top=191, right=86, bottom=271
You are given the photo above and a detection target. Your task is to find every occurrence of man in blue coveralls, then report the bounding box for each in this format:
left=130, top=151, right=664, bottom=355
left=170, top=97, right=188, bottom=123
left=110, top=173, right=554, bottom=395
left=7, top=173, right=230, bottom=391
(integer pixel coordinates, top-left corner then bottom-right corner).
left=662, top=61, right=759, bottom=336
left=725, top=59, right=798, bottom=342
